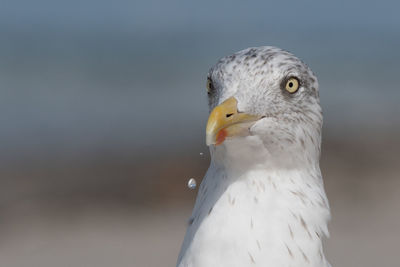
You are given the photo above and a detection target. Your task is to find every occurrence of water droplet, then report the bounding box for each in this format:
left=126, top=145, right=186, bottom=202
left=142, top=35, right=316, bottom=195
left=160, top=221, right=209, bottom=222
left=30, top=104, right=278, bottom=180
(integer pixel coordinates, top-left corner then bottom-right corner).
left=187, top=178, right=197, bottom=190
left=199, top=152, right=204, bottom=156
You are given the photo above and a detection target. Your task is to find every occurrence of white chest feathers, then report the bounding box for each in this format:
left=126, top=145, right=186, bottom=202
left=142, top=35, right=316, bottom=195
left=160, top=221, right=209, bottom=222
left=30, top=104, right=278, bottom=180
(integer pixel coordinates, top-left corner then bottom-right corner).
left=177, top=167, right=330, bottom=267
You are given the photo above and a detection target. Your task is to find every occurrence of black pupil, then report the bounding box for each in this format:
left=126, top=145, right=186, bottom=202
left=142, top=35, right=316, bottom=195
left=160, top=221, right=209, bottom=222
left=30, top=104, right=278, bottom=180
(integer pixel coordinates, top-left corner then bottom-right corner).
left=288, top=82, right=293, bottom=88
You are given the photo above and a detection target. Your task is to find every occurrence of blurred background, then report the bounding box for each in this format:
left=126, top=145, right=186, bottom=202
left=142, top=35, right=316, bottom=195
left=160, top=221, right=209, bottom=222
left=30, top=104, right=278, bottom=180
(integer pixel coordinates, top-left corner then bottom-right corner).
left=0, top=0, right=399, bottom=266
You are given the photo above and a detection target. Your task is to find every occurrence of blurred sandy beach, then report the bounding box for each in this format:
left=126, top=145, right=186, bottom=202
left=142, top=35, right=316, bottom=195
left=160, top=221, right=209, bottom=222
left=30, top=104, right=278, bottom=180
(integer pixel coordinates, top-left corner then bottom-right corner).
left=0, top=135, right=399, bottom=267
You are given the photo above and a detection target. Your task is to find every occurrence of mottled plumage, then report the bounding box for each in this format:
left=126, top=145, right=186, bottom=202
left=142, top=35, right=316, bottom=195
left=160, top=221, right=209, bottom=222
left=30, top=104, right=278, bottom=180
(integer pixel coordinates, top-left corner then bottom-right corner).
left=177, top=46, right=330, bottom=267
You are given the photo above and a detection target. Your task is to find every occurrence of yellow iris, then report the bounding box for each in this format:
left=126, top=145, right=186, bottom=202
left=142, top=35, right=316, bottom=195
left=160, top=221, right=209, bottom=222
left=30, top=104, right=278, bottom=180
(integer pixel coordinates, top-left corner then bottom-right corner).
left=285, top=78, right=299, bottom=93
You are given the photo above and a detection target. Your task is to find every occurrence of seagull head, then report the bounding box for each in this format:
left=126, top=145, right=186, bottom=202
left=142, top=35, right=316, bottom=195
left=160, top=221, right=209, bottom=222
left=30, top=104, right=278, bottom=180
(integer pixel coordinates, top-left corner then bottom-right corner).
left=205, top=47, right=322, bottom=167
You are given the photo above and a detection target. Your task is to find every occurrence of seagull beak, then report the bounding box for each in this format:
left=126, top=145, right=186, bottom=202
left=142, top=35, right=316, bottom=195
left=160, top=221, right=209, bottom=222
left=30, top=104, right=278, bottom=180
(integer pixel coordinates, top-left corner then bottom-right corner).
left=206, top=97, right=262, bottom=146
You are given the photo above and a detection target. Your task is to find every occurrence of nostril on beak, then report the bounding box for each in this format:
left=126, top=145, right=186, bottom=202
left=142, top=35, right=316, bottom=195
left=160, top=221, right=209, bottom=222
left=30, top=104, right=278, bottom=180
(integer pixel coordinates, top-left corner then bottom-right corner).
left=226, top=113, right=234, bottom=118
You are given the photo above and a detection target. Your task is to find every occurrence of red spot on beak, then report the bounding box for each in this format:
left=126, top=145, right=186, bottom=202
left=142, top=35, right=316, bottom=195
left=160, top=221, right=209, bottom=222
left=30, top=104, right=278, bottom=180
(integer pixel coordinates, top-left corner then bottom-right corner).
left=215, top=129, right=227, bottom=146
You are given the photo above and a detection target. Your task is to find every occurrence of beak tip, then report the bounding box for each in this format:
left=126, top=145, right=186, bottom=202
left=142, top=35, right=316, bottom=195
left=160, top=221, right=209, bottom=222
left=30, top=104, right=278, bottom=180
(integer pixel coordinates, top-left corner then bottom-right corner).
left=206, top=135, right=214, bottom=146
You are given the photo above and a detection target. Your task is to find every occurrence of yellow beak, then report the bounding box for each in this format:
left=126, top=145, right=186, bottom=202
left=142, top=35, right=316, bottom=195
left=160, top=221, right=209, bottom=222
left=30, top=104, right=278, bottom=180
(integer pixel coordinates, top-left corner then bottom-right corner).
left=206, top=97, right=262, bottom=146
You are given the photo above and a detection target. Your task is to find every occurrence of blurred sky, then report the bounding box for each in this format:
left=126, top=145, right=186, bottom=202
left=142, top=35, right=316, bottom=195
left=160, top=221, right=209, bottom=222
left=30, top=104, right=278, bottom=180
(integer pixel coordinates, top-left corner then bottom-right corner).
left=0, top=0, right=399, bottom=161
left=1, top=0, right=399, bottom=32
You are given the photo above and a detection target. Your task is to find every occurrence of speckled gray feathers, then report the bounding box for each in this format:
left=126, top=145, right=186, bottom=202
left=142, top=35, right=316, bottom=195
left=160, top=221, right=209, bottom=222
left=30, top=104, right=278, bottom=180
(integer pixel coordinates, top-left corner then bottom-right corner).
left=208, top=46, right=319, bottom=116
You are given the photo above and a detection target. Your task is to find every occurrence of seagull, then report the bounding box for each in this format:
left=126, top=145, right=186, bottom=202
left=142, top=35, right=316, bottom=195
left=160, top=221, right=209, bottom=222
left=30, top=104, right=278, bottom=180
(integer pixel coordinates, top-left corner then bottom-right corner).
left=177, top=46, right=331, bottom=267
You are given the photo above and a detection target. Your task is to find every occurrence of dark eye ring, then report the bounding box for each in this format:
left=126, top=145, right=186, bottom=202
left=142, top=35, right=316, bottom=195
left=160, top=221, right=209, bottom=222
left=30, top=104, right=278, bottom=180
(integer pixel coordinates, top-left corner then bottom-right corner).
left=206, top=78, right=214, bottom=95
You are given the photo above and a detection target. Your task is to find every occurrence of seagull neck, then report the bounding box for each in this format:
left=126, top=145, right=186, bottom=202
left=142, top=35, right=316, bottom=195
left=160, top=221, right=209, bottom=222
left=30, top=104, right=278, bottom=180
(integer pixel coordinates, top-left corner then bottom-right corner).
left=209, top=139, right=320, bottom=175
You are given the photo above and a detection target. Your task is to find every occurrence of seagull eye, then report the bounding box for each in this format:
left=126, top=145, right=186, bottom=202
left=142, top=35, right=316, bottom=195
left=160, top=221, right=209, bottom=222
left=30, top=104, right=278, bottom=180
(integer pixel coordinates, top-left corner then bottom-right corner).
left=285, top=77, right=300, bottom=94
left=206, top=78, right=214, bottom=95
